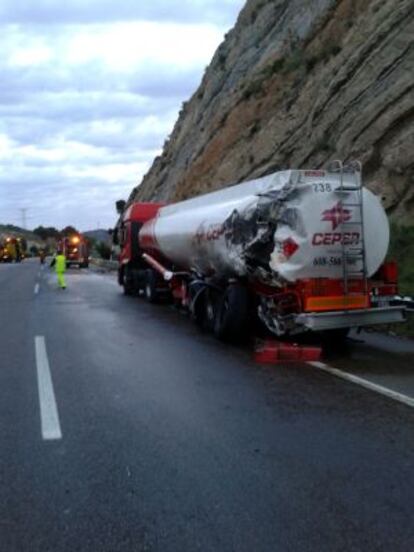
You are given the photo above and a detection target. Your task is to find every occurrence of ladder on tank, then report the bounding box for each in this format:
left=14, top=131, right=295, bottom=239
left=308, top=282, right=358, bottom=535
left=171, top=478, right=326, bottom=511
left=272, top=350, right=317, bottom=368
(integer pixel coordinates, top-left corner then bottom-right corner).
left=326, top=160, right=368, bottom=298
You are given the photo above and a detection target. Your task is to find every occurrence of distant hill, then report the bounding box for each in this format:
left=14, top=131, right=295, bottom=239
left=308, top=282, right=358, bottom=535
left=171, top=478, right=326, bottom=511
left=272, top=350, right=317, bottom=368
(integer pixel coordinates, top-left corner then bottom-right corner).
left=0, top=224, right=44, bottom=245
left=84, top=229, right=111, bottom=244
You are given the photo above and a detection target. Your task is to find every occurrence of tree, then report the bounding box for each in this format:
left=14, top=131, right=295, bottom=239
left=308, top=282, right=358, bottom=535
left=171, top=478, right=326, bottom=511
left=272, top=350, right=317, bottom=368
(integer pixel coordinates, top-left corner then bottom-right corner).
left=33, top=226, right=61, bottom=240
left=20, top=237, right=27, bottom=252
left=95, top=241, right=111, bottom=260
left=61, top=225, right=79, bottom=237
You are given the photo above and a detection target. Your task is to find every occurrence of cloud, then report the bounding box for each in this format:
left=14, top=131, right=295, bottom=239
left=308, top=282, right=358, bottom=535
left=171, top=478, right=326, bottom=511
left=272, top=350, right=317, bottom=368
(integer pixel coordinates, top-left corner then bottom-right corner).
left=0, top=1, right=246, bottom=230
left=1, top=21, right=222, bottom=78
left=0, top=0, right=242, bottom=26
left=0, top=168, right=143, bottom=229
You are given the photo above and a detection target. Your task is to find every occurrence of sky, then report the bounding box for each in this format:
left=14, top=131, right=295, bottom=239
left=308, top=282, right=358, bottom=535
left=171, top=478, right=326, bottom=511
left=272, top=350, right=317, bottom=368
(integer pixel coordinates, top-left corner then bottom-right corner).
left=0, top=0, right=245, bottom=231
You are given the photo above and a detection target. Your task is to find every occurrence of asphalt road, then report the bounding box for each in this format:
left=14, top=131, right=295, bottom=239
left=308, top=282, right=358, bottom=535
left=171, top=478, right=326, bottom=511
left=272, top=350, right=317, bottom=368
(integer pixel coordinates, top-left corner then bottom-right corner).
left=1, top=259, right=413, bottom=552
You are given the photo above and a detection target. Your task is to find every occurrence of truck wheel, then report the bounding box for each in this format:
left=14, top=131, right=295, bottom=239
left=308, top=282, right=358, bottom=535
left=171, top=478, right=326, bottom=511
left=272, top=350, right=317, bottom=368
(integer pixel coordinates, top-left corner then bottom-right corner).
left=123, top=267, right=134, bottom=296
left=199, top=288, right=218, bottom=332
left=190, top=284, right=207, bottom=326
left=214, top=284, right=250, bottom=342
left=135, top=269, right=147, bottom=297
left=118, top=267, right=123, bottom=286
left=191, top=287, right=217, bottom=331
left=144, top=269, right=159, bottom=303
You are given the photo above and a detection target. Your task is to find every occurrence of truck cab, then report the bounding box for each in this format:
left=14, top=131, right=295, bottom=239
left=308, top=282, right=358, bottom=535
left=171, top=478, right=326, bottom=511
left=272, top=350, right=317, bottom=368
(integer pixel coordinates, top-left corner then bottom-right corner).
left=115, top=202, right=165, bottom=295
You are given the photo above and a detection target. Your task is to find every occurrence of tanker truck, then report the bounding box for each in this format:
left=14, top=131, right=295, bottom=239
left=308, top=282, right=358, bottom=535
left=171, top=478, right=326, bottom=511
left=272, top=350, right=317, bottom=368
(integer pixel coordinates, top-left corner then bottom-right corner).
left=116, top=161, right=405, bottom=341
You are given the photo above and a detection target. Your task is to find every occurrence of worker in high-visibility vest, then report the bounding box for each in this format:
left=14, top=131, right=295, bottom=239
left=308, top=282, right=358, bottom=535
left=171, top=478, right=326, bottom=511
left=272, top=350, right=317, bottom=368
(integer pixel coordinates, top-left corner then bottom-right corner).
left=50, top=249, right=67, bottom=289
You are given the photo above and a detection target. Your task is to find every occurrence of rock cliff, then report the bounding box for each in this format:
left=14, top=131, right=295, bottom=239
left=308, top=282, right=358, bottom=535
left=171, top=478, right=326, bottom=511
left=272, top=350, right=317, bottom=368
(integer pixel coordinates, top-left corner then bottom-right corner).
left=131, top=0, right=414, bottom=222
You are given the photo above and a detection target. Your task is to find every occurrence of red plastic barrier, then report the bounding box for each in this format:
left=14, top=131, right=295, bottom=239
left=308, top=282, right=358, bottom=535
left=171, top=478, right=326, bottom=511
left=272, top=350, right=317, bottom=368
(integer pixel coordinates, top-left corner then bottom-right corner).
left=254, top=339, right=321, bottom=364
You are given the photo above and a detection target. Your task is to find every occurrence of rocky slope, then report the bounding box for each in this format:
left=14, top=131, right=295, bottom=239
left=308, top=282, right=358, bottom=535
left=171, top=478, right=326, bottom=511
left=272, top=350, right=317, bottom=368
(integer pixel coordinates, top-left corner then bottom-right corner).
left=131, top=0, right=414, bottom=222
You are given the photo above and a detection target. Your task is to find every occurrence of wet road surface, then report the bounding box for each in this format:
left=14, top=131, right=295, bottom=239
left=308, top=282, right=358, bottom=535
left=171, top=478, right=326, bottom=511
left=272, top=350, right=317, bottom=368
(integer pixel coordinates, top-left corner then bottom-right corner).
left=1, top=259, right=413, bottom=551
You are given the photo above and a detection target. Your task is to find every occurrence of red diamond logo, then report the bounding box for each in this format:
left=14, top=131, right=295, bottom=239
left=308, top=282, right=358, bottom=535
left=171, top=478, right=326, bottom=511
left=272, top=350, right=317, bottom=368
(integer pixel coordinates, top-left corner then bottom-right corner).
left=282, top=237, right=299, bottom=259
left=322, top=202, right=351, bottom=230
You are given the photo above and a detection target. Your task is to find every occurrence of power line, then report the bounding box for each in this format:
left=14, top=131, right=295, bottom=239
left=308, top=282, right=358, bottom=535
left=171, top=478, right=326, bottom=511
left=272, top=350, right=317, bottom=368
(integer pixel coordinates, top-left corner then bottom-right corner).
left=19, top=208, right=28, bottom=229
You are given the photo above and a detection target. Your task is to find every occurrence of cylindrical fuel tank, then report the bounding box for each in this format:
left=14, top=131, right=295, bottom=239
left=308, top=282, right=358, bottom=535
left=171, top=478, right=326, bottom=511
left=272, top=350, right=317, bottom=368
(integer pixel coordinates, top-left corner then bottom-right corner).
left=139, top=170, right=389, bottom=284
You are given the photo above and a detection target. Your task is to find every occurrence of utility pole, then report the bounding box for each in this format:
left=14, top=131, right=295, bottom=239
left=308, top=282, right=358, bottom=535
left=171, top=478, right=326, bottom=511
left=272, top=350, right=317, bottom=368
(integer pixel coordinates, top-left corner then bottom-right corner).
left=19, top=208, right=28, bottom=229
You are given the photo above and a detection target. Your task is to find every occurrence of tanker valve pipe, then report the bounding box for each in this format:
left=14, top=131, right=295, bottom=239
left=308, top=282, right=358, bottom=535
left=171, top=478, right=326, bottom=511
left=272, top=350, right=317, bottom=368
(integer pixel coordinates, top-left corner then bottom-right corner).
left=142, top=253, right=173, bottom=280
left=142, top=252, right=189, bottom=282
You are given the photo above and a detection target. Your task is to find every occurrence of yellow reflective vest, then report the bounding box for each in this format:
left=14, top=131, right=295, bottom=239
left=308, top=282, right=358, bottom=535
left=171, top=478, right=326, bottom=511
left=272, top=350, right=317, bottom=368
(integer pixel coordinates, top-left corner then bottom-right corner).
left=55, top=254, right=66, bottom=273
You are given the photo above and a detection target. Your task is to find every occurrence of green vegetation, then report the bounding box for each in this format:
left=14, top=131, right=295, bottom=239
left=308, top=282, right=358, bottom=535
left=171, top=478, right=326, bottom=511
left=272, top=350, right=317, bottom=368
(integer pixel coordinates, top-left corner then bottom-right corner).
left=315, top=134, right=333, bottom=152
left=61, top=225, right=79, bottom=237
left=386, top=224, right=414, bottom=337
left=95, top=241, right=111, bottom=260
left=241, top=35, right=345, bottom=103
left=241, top=47, right=309, bottom=101
left=281, top=49, right=305, bottom=74
left=249, top=120, right=260, bottom=136
left=242, top=78, right=265, bottom=100
left=387, top=223, right=414, bottom=297
left=0, top=224, right=43, bottom=245
left=217, top=52, right=227, bottom=69
left=33, top=225, right=61, bottom=240
left=32, top=225, right=79, bottom=240
left=305, top=42, right=342, bottom=71
left=249, top=0, right=266, bottom=24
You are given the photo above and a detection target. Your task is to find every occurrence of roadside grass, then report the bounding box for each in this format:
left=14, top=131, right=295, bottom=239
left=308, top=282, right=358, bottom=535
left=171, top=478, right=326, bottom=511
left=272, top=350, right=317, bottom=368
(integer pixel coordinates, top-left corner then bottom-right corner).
left=389, top=314, right=414, bottom=338
left=387, top=223, right=414, bottom=298
left=384, top=224, right=414, bottom=338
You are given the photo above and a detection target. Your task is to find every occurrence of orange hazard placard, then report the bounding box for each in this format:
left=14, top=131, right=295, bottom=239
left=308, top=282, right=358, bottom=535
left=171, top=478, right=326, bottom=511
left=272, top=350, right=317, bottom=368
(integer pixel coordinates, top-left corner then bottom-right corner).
left=304, top=294, right=369, bottom=312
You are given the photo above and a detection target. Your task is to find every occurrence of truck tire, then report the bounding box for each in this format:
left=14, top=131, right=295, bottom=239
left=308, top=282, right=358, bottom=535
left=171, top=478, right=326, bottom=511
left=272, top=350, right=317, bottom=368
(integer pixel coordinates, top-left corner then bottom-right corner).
left=123, top=266, right=134, bottom=296
left=214, top=284, right=250, bottom=342
left=118, top=267, right=124, bottom=286
left=198, top=288, right=218, bottom=332
left=190, top=284, right=207, bottom=326
left=144, top=269, right=159, bottom=303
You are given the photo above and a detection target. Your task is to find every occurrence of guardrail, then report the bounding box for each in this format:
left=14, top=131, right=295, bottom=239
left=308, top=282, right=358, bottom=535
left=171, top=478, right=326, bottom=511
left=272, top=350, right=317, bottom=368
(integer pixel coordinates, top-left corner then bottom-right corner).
left=391, top=297, right=414, bottom=313
left=90, top=258, right=118, bottom=271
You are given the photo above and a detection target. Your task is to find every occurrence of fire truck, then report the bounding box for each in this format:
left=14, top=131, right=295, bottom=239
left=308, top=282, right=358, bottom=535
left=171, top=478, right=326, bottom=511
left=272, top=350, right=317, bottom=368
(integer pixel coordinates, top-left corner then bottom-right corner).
left=59, top=234, right=89, bottom=268
left=115, top=162, right=406, bottom=341
left=0, top=237, right=23, bottom=262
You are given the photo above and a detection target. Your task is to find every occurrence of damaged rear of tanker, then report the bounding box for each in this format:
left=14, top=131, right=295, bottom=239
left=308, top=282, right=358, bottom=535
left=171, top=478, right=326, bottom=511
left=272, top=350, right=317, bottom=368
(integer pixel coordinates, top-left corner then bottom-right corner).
left=117, top=162, right=406, bottom=341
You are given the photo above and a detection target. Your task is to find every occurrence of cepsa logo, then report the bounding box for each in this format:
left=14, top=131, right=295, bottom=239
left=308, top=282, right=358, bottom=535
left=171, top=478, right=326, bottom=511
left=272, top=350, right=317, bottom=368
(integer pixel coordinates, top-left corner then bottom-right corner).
left=195, top=222, right=225, bottom=244
left=312, top=202, right=359, bottom=246
left=321, top=202, right=351, bottom=230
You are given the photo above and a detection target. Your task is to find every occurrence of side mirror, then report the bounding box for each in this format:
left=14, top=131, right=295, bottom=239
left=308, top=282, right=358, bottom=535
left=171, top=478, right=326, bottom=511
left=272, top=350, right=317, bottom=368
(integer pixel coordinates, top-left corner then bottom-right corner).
left=116, top=200, right=126, bottom=214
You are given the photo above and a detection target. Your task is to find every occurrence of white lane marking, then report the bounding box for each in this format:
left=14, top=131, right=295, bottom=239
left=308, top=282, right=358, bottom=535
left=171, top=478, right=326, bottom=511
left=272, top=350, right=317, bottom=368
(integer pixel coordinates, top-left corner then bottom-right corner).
left=34, top=336, right=62, bottom=440
left=34, top=283, right=40, bottom=294
left=308, top=361, right=414, bottom=409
